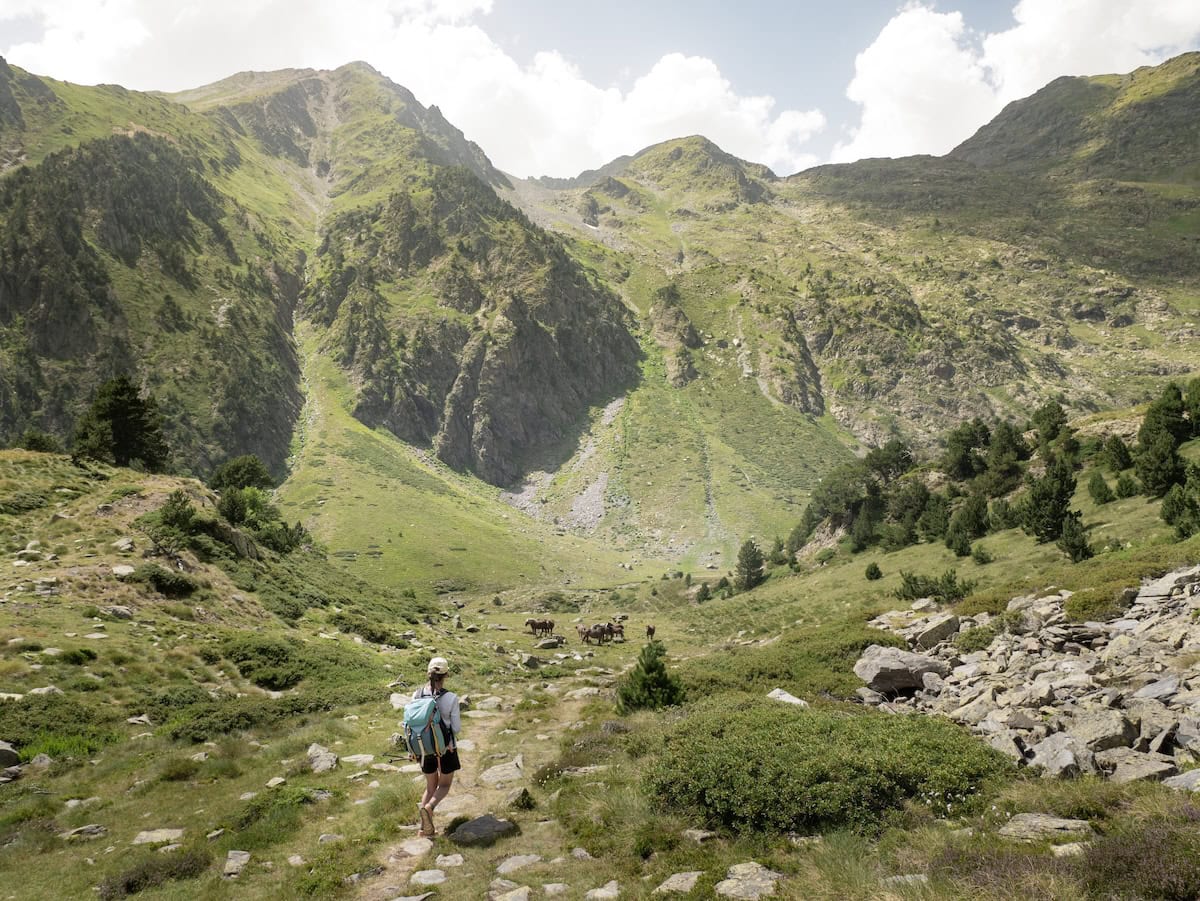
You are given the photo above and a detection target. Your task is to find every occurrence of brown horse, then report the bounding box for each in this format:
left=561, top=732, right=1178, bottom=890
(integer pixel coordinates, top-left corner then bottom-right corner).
left=646, top=624, right=656, bottom=640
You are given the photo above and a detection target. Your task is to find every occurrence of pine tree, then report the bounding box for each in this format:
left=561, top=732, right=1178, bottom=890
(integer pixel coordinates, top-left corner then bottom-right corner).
left=1022, top=455, right=1077, bottom=542
left=1186, top=377, right=1200, bottom=438
left=1135, top=430, right=1185, bottom=497
left=1139, top=383, right=1189, bottom=449
left=615, top=641, right=684, bottom=713
left=1101, top=434, right=1133, bottom=472
left=72, top=375, right=170, bottom=471
left=1087, top=470, right=1115, bottom=505
left=1032, top=400, right=1067, bottom=446
left=1115, top=472, right=1140, bottom=499
left=694, top=583, right=711, bottom=603
left=210, top=454, right=275, bottom=492
left=946, top=523, right=972, bottom=557
left=864, top=562, right=883, bottom=581
left=1056, top=511, right=1093, bottom=563
left=734, top=539, right=766, bottom=591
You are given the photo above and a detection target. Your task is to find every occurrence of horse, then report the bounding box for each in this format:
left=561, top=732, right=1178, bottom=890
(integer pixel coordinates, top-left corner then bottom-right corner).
left=645, top=624, right=656, bottom=640
left=525, top=618, right=554, bottom=637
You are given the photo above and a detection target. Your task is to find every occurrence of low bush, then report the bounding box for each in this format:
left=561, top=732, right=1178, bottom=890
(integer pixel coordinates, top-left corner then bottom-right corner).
left=129, top=563, right=198, bottom=597
left=894, top=568, right=977, bottom=603
left=1063, top=580, right=1135, bottom=622
left=165, top=683, right=380, bottom=743
left=864, top=562, right=883, bottom=581
left=329, top=611, right=394, bottom=645
left=159, top=757, right=202, bottom=782
left=649, top=698, right=1011, bottom=834
left=1082, top=813, right=1200, bottom=900
left=59, top=647, right=98, bottom=665
left=0, top=692, right=118, bottom=757
left=931, top=842, right=1077, bottom=898
left=97, top=848, right=211, bottom=899
left=229, top=787, right=317, bottom=849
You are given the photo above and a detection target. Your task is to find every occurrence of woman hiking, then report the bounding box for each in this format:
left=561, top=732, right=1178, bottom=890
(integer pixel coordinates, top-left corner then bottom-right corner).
left=412, top=656, right=462, bottom=837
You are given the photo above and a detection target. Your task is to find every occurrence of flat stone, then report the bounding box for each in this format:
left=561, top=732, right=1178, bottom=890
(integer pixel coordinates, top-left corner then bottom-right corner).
left=480, top=755, right=524, bottom=786
left=60, top=824, right=106, bottom=841
left=585, top=881, right=620, bottom=900
left=1065, top=709, right=1137, bottom=751
left=1134, top=676, right=1180, bottom=702
left=915, top=614, right=960, bottom=649
left=410, top=869, right=446, bottom=886
left=766, top=688, right=809, bottom=708
left=683, top=828, right=718, bottom=843
left=224, top=850, right=251, bottom=878
left=1110, top=754, right=1178, bottom=785
left=497, top=854, right=542, bottom=875
left=266, top=777, right=286, bottom=788
left=133, top=829, right=184, bottom=845
left=1052, top=843, right=1088, bottom=858
left=449, top=813, right=520, bottom=847
left=494, top=888, right=532, bottom=901
left=714, top=862, right=782, bottom=899
left=565, top=687, right=601, bottom=700
left=543, top=884, right=570, bottom=897
left=1028, top=733, right=1098, bottom=778
left=655, top=872, right=705, bottom=894
left=399, top=837, right=434, bottom=858
left=1163, top=769, right=1200, bottom=792
left=998, top=813, right=1093, bottom=842
left=571, top=846, right=594, bottom=860
left=342, top=753, right=375, bottom=766
left=0, top=742, right=19, bottom=767
left=288, top=855, right=306, bottom=867
left=318, top=833, right=344, bottom=844
left=436, top=853, right=464, bottom=868
left=881, top=875, right=930, bottom=887
left=111, top=565, right=136, bottom=577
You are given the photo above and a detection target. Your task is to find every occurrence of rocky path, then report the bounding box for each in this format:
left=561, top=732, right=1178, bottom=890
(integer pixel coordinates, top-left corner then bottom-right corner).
left=354, top=675, right=602, bottom=901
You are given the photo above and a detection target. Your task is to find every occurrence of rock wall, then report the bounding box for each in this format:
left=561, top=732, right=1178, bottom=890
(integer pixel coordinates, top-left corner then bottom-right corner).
left=856, top=564, right=1200, bottom=790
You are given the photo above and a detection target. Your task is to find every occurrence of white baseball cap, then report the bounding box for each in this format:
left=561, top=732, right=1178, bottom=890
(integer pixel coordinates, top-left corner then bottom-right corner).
left=427, top=656, right=450, bottom=675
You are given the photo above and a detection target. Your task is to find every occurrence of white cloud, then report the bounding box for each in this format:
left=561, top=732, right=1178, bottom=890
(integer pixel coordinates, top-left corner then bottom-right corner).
left=834, top=0, right=1200, bottom=163
left=0, top=0, right=824, bottom=178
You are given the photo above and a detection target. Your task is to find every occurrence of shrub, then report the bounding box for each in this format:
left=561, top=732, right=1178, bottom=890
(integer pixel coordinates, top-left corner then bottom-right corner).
left=931, top=842, right=1077, bottom=898
left=649, top=698, right=1011, bottom=834
left=1082, top=815, right=1200, bottom=901
left=210, top=454, right=275, bottom=492
left=59, top=647, right=98, bottom=665
left=864, top=562, right=883, bottom=581
left=130, top=563, right=197, bottom=597
left=19, top=429, right=61, bottom=453
left=1116, top=472, right=1140, bottom=498
left=955, top=623, right=1000, bottom=653
left=229, top=787, right=317, bottom=849
left=616, top=642, right=684, bottom=713
left=1056, top=511, right=1093, bottom=563
left=97, top=848, right=211, bottom=899
left=970, top=543, right=994, bottom=565
left=221, top=636, right=306, bottom=690
left=894, top=569, right=977, bottom=604
left=1064, top=582, right=1134, bottom=622
left=159, top=757, right=202, bottom=782
left=0, top=692, right=117, bottom=756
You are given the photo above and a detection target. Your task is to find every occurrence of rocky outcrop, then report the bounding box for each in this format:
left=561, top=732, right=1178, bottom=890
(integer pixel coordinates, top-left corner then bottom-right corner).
left=856, top=564, right=1200, bottom=785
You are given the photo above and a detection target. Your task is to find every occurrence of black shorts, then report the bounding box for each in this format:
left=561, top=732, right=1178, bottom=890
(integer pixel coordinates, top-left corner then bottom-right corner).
left=420, top=748, right=461, bottom=774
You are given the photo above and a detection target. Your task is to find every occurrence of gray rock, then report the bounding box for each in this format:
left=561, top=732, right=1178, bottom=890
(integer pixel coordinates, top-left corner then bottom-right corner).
left=853, top=645, right=949, bottom=694
left=881, top=874, right=930, bottom=887
left=1109, top=753, right=1177, bottom=785
left=481, top=755, right=524, bottom=786
left=1133, top=675, right=1180, bottom=701
left=1028, top=733, right=1098, bottom=777
left=494, top=886, right=531, bottom=901
left=497, top=854, right=542, bottom=875
left=520, top=654, right=541, bottom=669
left=916, top=614, right=960, bottom=649
left=543, top=884, right=570, bottom=897
left=224, top=850, right=251, bottom=878
left=571, top=847, right=595, bottom=860
left=1065, top=709, right=1137, bottom=751
left=998, top=813, right=1093, bottom=842
left=133, top=829, right=184, bottom=845
left=0, top=741, right=19, bottom=768
left=436, top=853, right=464, bottom=867
left=766, top=688, right=808, bottom=708
left=1052, top=843, right=1089, bottom=858
left=306, top=743, right=338, bottom=773
left=505, top=786, right=535, bottom=810
left=714, top=862, right=782, bottom=899
left=654, top=872, right=704, bottom=894
left=318, top=833, right=343, bottom=844
left=60, top=824, right=107, bottom=841
left=683, top=828, right=718, bottom=843
left=449, top=813, right=520, bottom=847
left=1163, top=769, right=1200, bottom=792
left=585, top=881, right=620, bottom=900
left=410, top=869, right=446, bottom=886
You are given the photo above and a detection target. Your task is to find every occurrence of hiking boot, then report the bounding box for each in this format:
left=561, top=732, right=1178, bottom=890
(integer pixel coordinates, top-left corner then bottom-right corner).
left=418, top=805, right=435, bottom=836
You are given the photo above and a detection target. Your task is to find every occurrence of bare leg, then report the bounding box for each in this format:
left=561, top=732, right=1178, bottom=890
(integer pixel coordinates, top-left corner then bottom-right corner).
left=426, top=772, right=454, bottom=811
left=421, top=771, right=439, bottom=808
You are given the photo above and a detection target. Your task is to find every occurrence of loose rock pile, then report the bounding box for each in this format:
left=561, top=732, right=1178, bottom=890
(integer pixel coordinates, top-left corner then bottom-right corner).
left=855, top=564, right=1200, bottom=787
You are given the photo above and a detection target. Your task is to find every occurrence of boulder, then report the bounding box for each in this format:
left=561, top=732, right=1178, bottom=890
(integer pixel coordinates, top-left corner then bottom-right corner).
left=306, top=743, right=338, bottom=773
left=1028, top=733, right=1098, bottom=778
left=60, top=824, right=107, bottom=841
left=1064, top=709, right=1137, bottom=751
left=998, top=813, right=1093, bottom=842
left=714, top=862, right=782, bottom=899
left=102, top=605, right=133, bottom=619
left=0, top=741, right=19, bottom=768
left=437, top=853, right=464, bottom=868
left=1109, top=753, right=1178, bottom=785
left=1133, top=675, right=1180, bottom=702
left=655, top=872, right=705, bottom=894
left=520, top=654, right=541, bottom=669
left=543, top=884, right=570, bottom=897
left=133, top=829, right=184, bottom=845
left=399, top=837, right=434, bottom=858
left=915, top=614, right=960, bottom=649
left=853, top=645, right=949, bottom=694
left=410, top=869, right=446, bottom=886
left=449, top=813, right=520, bottom=847
left=766, top=688, right=809, bottom=708
left=1163, top=769, right=1200, bottom=792
left=585, top=881, right=620, bottom=900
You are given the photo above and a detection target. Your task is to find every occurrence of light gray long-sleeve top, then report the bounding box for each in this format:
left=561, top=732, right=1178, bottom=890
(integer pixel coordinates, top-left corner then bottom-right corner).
left=412, top=684, right=462, bottom=737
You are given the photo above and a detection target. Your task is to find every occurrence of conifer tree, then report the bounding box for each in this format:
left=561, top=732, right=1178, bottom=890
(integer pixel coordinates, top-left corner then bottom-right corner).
left=1136, top=431, right=1185, bottom=497
left=616, top=641, right=684, bottom=713
left=1087, top=470, right=1115, bottom=505
left=734, top=539, right=765, bottom=591
left=72, top=375, right=169, bottom=471
left=1101, top=434, right=1133, bottom=472
left=1056, top=511, right=1093, bottom=563
left=1022, top=455, right=1076, bottom=542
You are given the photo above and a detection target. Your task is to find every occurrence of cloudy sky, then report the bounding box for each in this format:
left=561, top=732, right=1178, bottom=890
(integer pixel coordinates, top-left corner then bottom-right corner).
left=2, top=1, right=1199, bottom=178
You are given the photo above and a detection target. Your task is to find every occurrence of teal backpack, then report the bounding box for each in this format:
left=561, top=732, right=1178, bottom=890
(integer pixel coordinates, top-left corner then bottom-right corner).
left=402, top=692, right=448, bottom=759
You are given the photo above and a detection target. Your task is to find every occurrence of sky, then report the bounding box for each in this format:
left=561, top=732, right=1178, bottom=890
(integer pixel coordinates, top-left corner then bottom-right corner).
left=2, top=1, right=1199, bottom=178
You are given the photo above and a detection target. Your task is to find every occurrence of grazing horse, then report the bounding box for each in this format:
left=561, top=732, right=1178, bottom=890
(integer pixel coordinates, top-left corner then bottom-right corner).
left=646, top=624, right=656, bottom=640
left=583, top=624, right=608, bottom=644
left=525, top=618, right=555, bottom=637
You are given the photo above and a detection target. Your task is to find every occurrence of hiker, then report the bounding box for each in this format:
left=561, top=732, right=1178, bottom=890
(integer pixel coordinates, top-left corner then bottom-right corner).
left=411, top=656, right=462, bottom=837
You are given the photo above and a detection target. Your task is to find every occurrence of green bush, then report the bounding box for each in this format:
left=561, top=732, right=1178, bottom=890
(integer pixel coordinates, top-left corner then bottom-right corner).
left=970, top=543, right=994, bottom=565
left=159, top=757, right=201, bottom=782
left=894, top=569, right=976, bottom=603
left=130, top=563, right=198, bottom=597
left=59, top=647, right=98, bottom=665
left=0, top=693, right=117, bottom=757
left=229, top=787, right=317, bottom=850
left=648, top=698, right=1011, bottom=834
left=1064, top=581, right=1134, bottom=622
left=864, top=562, right=883, bottom=581
left=221, top=636, right=307, bottom=690
left=1116, top=472, right=1140, bottom=498
left=97, top=848, right=211, bottom=899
